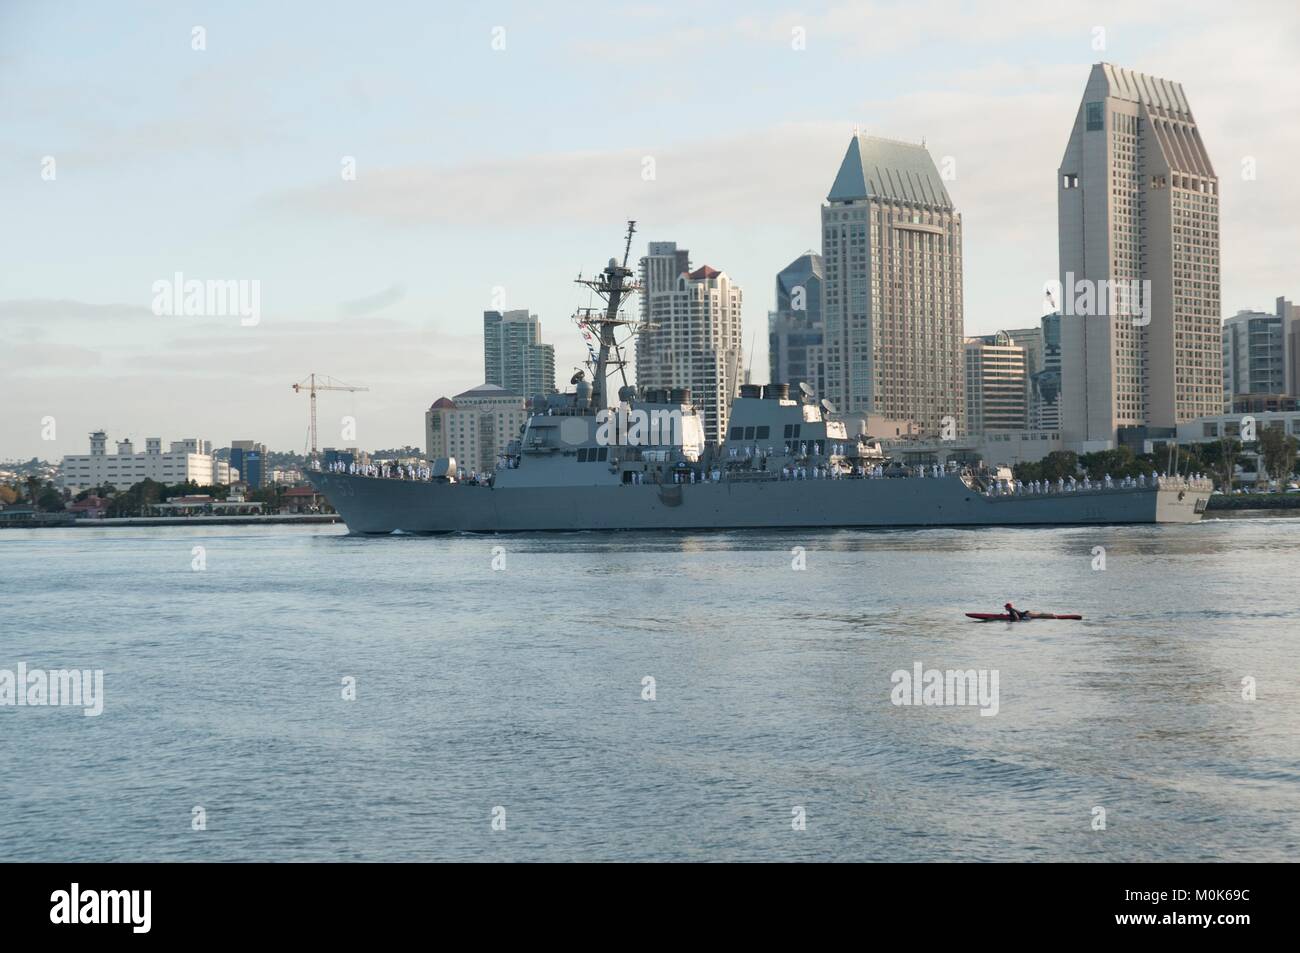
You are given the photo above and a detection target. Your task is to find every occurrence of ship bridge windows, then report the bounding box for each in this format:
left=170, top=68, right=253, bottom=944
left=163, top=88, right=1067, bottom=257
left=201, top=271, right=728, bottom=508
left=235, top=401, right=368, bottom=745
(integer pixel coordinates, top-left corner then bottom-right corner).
left=576, top=447, right=609, bottom=463
left=783, top=424, right=802, bottom=439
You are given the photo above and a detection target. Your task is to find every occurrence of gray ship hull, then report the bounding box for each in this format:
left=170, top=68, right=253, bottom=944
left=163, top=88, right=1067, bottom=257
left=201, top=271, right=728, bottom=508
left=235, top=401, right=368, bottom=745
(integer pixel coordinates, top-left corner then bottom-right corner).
left=308, top=472, right=1209, bottom=534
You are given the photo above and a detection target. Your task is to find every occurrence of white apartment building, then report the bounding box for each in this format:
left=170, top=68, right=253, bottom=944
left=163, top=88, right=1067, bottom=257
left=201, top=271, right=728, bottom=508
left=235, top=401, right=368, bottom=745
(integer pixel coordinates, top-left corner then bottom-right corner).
left=58, top=432, right=237, bottom=490
left=637, top=248, right=744, bottom=446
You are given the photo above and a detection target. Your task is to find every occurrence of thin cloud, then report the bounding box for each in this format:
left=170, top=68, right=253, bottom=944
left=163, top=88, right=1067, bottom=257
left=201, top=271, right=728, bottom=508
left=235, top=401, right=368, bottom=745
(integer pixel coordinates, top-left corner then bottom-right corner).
left=0, top=299, right=154, bottom=322
left=340, top=282, right=408, bottom=317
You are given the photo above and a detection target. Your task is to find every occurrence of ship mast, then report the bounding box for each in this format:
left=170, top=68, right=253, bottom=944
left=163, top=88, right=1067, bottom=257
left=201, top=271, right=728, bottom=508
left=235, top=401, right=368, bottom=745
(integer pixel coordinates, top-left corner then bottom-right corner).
left=574, top=221, right=641, bottom=411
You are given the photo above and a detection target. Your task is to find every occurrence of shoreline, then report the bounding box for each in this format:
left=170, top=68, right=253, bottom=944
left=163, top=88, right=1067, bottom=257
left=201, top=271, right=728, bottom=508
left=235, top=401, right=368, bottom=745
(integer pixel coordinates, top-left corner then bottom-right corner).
left=1205, top=494, right=1300, bottom=511
left=0, top=514, right=340, bottom=529
left=4, top=509, right=1298, bottom=530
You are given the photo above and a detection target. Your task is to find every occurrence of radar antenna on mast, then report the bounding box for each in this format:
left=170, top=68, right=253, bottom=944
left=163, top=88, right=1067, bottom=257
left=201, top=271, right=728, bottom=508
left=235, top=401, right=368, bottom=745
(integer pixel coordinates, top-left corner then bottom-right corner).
left=572, top=221, right=642, bottom=411
left=621, top=219, right=636, bottom=270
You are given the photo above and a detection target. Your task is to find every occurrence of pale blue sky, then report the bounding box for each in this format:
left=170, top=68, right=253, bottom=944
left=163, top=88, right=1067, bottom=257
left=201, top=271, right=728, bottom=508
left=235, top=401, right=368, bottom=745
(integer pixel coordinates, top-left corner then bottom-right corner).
left=2, top=0, right=1297, bottom=459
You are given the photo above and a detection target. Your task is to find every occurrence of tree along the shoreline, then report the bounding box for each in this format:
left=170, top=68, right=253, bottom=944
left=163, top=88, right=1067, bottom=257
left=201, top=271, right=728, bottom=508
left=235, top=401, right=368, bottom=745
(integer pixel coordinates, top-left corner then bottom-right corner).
left=1257, top=428, right=1299, bottom=483
left=98, top=479, right=232, bottom=518
left=1010, top=441, right=1276, bottom=489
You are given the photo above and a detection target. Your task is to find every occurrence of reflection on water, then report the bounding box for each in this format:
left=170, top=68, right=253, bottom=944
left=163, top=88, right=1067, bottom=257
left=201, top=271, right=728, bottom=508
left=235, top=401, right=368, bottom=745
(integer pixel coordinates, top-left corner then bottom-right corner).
left=1, top=519, right=1297, bottom=861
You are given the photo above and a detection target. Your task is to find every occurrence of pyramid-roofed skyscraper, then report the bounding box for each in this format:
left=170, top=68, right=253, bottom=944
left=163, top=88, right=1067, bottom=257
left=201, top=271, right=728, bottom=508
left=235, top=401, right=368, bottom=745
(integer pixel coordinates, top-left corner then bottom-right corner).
left=1057, top=63, right=1221, bottom=447
left=820, top=134, right=964, bottom=435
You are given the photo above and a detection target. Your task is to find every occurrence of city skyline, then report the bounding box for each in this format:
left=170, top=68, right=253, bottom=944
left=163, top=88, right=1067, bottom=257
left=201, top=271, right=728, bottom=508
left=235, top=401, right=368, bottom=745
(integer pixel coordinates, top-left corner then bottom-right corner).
left=3, top=2, right=1298, bottom=458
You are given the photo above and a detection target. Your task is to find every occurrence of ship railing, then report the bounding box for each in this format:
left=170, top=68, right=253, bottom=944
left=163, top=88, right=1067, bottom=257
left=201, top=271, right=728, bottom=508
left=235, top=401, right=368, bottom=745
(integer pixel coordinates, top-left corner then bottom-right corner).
left=973, top=472, right=1214, bottom=499
left=321, top=462, right=496, bottom=485
left=1155, top=474, right=1214, bottom=491
left=725, top=469, right=780, bottom=482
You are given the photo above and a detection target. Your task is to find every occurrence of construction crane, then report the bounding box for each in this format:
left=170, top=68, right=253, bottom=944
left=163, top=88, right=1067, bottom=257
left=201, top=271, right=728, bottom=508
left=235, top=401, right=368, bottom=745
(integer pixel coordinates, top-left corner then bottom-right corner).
left=292, top=373, right=369, bottom=467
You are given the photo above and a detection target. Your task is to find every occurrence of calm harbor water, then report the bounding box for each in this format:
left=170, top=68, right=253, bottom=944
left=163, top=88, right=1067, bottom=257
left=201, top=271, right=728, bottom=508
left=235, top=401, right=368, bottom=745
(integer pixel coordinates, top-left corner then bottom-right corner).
left=2, top=518, right=1297, bottom=862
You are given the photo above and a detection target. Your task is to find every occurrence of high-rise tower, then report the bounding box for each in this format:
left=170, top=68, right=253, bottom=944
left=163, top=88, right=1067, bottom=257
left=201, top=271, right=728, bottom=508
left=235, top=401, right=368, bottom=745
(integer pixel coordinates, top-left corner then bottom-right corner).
left=1057, top=63, right=1221, bottom=447
left=637, top=243, right=743, bottom=445
left=483, top=309, right=556, bottom=397
left=820, top=135, right=964, bottom=434
left=768, top=252, right=825, bottom=398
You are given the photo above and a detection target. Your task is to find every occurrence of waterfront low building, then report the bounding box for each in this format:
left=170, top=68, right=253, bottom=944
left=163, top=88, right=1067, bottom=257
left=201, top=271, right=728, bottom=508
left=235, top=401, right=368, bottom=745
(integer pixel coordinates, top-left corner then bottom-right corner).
left=0, top=504, right=37, bottom=526
left=67, top=495, right=108, bottom=519
left=59, top=432, right=238, bottom=491
left=281, top=486, right=329, bottom=514
left=147, top=495, right=265, bottom=516
left=1176, top=410, right=1300, bottom=444
left=884, top=429, right=1063, bottom=468
left=1169, top=410, right=1300, bottom=486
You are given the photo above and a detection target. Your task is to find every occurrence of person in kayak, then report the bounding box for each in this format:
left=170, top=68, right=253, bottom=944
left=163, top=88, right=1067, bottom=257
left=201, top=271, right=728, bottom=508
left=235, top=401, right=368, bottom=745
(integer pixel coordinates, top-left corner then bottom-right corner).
left=1004, top=602, right=1032, bottom=621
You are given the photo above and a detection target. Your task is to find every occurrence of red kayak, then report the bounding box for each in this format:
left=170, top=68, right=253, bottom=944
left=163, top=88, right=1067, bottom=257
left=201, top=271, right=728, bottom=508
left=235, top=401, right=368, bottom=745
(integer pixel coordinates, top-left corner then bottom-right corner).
left=966, top=612, right=1083, bottom=622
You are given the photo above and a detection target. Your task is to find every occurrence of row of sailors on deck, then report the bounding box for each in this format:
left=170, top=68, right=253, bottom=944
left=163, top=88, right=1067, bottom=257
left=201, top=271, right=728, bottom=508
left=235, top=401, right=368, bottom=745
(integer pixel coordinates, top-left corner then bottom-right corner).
left=988, top=472, right=1210, bottom=496
left=634, top=470, right=725, bottom=484
left=636, top=463, right=947, bottom=483
left=727, top=443, right=858, bottom=460
left=637, top=465, right=856, bottom=483
left=649, top=465, right=849, bottom=483
left=859, top=464, right=945, bottom=478
left=326, top=460, right=487, bottom=484
left=328, top=461, right=433, bottom=480
left=640, top=463, right=929, bottom=483
left=781, top=465, right=844, bottom=480
left=622, top=470, right=727, bottom=484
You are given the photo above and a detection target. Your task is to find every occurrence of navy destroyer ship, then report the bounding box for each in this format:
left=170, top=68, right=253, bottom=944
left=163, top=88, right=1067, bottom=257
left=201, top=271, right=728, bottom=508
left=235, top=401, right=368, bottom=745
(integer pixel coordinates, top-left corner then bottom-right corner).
left=308, top=225, right=1211, bottom=533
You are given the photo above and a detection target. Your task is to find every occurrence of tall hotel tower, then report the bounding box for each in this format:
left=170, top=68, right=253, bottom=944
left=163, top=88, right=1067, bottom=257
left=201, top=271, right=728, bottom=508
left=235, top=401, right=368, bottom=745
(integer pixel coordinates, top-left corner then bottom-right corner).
left=821, top=135, right=964, bottom=435
left=1057, top=64, right=1221, bottom=447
